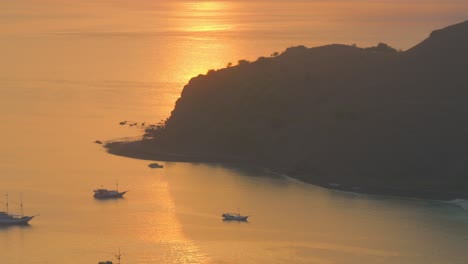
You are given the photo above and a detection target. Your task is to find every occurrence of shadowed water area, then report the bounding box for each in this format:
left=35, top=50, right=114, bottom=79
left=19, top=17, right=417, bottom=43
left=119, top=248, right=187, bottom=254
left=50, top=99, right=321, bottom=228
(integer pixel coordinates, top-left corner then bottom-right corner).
left=1, top=1, right=468, bottom=263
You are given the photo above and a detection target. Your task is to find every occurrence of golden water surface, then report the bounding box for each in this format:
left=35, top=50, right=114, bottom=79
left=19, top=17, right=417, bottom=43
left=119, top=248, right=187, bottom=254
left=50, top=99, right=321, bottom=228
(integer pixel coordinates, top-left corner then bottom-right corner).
left=1, top=1, right=468, bottom=263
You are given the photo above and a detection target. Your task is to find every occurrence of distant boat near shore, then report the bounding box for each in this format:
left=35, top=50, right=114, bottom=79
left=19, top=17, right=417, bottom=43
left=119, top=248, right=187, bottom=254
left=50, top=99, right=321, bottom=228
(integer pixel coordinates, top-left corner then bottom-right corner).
left=0, top=194, right=37, bottom=225
left=148, top=163, right=163, bottom=169
left=94, top=184, right=127, bottom=199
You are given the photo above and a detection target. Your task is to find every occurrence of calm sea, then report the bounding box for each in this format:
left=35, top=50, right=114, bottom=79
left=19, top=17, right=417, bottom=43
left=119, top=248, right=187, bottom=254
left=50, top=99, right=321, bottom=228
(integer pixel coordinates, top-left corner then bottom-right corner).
left=1, top=1, right=468, bottom=263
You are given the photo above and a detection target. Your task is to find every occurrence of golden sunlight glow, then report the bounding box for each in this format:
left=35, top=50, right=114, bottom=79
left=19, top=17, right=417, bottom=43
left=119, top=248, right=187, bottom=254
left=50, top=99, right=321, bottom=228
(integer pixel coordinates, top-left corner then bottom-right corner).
left=185, top=23, right=233, bottom=33
left=188, top=1, right=227, bottom=12
left=171, top=41, right=229, bottom=83
left=176, top=1, right=234, bottom=33
left=165, top=1, right=235, bottom=83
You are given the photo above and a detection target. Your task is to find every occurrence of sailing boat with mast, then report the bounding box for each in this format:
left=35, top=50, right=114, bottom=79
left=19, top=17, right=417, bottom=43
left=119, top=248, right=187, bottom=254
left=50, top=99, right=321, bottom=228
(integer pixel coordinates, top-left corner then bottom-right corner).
left=222, top=208, right=249, bottom=221
left=0, top=193, right=37, bottom=225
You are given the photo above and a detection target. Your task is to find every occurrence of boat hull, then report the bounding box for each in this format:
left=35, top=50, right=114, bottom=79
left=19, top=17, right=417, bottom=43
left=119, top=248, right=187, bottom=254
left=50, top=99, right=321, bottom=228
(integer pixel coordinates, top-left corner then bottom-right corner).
left=0, top=216, right=35, bottom=225
left=222, top=213, right=248, bottom=221
left=93, top=191, right=127, bottom=199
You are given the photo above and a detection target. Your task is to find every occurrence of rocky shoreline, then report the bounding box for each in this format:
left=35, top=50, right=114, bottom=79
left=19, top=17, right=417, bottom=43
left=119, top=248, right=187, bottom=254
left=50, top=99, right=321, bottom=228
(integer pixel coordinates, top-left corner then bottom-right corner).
left=105, top=140, right=468, bottom=201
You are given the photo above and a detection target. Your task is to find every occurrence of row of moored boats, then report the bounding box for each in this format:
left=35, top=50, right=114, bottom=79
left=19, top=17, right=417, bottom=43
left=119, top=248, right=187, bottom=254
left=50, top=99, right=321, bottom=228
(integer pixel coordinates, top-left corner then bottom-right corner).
left=1, top=183, right=249, bottom=226
left=94, top=186, right=249, bottom=221
left=0, top=187, right=127, bottom=226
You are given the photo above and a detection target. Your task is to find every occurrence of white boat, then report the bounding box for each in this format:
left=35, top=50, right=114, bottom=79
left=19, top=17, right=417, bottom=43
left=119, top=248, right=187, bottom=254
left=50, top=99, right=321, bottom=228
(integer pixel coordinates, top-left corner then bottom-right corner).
left=222, top=210, right=249, bottom=221
left=148, top=163, right=163, bottom=168
left=0, top=194, right=37, bottom=225
left=94, top=184, right=127, bottom=199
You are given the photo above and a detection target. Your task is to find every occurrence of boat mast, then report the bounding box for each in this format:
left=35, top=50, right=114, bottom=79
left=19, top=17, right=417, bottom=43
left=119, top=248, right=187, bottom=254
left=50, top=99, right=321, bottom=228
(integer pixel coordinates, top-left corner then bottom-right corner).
left=20, top=193, right=23, bottom=217
left=114, top=248, right=122, bottom=264
left=5, top=193, right=8, bottom=214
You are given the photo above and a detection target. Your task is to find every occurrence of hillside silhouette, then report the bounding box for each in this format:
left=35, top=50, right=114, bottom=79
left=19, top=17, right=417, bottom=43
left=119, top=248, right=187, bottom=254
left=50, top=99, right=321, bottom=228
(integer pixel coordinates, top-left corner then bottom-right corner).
left=107, top=20, right=468, bottom=199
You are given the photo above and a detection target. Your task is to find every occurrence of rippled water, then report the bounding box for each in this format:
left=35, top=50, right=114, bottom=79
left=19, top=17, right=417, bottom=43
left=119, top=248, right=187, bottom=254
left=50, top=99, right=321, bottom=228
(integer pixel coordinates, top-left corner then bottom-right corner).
left=1, top=1, right=468, bottom=263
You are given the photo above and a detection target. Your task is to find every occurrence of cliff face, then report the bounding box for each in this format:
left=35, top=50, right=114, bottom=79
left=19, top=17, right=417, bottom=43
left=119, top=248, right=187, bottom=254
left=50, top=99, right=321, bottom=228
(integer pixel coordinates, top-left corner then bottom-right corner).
left=151, top=21, right=468, bottom=198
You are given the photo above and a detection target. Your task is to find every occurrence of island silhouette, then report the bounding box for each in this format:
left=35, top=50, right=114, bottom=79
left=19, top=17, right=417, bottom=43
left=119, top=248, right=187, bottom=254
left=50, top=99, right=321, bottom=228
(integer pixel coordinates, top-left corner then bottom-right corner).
left=106, top=20, right=468, bottom=200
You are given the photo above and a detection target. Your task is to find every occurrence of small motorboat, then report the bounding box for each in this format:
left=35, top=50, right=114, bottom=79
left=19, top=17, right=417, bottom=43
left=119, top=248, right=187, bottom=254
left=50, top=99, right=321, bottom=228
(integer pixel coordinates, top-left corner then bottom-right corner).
left=148, top=163, right=163, bottom=169
left=93, top=189, right=126, bottom=199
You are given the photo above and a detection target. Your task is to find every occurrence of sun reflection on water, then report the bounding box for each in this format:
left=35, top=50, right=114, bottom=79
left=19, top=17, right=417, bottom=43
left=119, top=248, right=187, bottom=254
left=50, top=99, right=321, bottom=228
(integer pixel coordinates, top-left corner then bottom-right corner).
left=167, top=38, right=232, bottom=84
left=185, top=23, right=233, bottom=33
left=176, top=1, right=234, bottom=32
left=134, top=180, right=209, bottom=263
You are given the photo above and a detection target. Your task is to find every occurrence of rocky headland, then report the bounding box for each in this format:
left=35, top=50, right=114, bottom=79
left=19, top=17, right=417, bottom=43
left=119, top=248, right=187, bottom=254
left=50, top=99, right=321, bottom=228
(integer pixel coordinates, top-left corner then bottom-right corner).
left=106, top=21, right=468, bottom=200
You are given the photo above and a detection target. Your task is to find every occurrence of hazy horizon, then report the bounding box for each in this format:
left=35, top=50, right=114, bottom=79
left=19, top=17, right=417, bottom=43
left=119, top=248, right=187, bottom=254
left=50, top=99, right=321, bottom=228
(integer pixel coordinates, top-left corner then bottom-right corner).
left=3, top=1, right=467, bottom=46
left=2, top=1, right=467, bottom=89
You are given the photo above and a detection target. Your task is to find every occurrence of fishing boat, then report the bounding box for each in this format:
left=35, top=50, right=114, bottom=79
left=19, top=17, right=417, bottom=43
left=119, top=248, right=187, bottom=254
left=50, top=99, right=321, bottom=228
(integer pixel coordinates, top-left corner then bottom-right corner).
left=0, top=194, right=37, bottom=225
left=222, top=209, right=248, bottom=221
left=93, top=184, right=127, bottom=199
